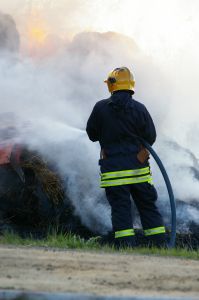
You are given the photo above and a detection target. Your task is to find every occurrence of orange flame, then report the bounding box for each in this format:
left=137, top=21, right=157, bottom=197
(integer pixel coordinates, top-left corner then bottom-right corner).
left=21, top=9, right=65, bottom=58
left=28, top=26, right=47, bottom=44
left=24, top=9, right=49, bottom=54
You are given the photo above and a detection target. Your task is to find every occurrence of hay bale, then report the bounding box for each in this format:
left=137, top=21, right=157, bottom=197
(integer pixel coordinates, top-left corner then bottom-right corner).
left=21, top=152, right=64, bottom=206
left=0, top=145, right=93, bottom=238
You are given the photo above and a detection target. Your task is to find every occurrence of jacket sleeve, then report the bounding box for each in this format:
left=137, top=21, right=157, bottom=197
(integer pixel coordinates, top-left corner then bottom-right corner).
left=141, top=107, right=157, bottom=145
left=86, top=104, right=99, bottom=142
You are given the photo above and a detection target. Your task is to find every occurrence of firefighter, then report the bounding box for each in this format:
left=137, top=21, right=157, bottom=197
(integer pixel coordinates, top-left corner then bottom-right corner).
left=86, top=67, right=166, bottom=248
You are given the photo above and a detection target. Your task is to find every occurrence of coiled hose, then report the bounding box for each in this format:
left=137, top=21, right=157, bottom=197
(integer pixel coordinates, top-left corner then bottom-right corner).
left=139, top=138, right=176, bottom=248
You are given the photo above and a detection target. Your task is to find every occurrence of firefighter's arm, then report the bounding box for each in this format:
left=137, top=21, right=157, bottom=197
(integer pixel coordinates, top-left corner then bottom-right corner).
left=141, top=107, right=157, bottom=146
left=136, top=107, right=156, bottom=163
left=86, top=104, right=99, bottom=142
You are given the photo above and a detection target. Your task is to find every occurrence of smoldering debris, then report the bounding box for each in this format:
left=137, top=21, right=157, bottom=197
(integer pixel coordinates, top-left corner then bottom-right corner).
left=0, top=140, right=94, bottom=238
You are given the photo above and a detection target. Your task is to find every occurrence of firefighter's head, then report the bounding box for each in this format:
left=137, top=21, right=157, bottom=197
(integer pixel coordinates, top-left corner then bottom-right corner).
left=104, top=67, right=135, bottom=94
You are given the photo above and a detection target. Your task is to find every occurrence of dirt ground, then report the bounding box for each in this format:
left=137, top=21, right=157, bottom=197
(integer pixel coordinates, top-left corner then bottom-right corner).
left=0, top=246, right=198, bottom=298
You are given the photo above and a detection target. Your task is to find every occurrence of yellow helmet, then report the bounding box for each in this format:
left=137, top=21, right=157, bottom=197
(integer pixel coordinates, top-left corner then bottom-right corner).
left=104, top=67, right=135, bottom=94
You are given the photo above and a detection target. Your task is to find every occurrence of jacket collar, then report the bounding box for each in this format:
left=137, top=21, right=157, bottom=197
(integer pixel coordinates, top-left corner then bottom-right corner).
left=108, top=91, right=134, bottom=110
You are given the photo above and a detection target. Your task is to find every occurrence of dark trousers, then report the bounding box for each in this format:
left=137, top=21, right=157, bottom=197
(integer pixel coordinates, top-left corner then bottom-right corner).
left=105, top=182, right=165, bottom=246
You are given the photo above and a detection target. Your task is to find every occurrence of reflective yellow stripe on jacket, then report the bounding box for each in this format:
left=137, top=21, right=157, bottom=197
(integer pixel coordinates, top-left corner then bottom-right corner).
left=100, top=167, right=153, bottom=188
left=101, top=167, right=150, bottom=180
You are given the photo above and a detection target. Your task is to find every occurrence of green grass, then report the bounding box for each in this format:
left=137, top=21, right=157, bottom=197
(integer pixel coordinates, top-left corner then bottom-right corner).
left=0, top=231, right=198, bottom=260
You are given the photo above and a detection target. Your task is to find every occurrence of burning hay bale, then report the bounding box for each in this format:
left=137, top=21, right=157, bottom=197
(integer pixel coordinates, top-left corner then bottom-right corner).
left=0, top=142, right=92, bottom=238
left=0, top=113, right=94, bottom=238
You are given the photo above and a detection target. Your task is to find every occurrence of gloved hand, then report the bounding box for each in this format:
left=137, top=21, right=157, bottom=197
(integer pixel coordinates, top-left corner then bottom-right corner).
left=137, top=146, right=150, bottom=164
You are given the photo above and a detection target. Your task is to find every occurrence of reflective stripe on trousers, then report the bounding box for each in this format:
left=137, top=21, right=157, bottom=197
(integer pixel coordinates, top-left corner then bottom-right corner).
left=144, top=226, right=166, bottom=236
left=100, top=167, right=153, bottom=188
left=115, top=228, right=135, bottom=239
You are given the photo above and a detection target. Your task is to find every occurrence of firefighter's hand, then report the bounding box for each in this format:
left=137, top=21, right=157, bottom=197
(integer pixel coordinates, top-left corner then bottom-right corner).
left=137, top=147, right=150, bottom=164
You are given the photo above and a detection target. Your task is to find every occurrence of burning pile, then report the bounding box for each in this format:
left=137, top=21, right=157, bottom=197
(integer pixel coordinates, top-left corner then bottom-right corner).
left=0, top=116, right=92, bottom=238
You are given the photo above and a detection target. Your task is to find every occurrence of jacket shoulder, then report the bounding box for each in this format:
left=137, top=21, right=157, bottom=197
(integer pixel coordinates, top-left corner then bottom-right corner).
left=95, top=98, right=111, bottom=107
left=92, top=98, right=111, bottom=112
left=133, top=99, right=147, bottom=113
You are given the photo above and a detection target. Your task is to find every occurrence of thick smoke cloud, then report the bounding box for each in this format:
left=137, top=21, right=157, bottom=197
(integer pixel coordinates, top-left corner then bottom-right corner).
left=0, top=12, right=19, bottom=53
left=0, top=6, right=198, bottom=233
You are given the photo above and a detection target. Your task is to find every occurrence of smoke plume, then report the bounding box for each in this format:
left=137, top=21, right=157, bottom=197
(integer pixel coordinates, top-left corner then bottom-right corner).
left=0, top=12, right=19, bottom=53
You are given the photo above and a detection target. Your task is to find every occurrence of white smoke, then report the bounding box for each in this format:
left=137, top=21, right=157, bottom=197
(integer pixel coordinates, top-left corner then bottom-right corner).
left=0, top=1, right=199, bottom=233
left=0, top=12, right=19, bottom=52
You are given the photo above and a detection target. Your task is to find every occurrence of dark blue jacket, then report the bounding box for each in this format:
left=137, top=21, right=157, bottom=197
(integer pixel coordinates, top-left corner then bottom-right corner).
left=86, top=91, right=156, bottom=172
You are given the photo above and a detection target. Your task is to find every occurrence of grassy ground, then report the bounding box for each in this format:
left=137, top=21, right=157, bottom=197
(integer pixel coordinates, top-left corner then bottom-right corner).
left=0, top=231, right=198, bottom=260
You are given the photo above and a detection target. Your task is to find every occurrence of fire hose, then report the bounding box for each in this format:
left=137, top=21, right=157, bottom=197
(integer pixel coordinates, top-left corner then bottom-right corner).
left=139, top=137, right=176, bottom=248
